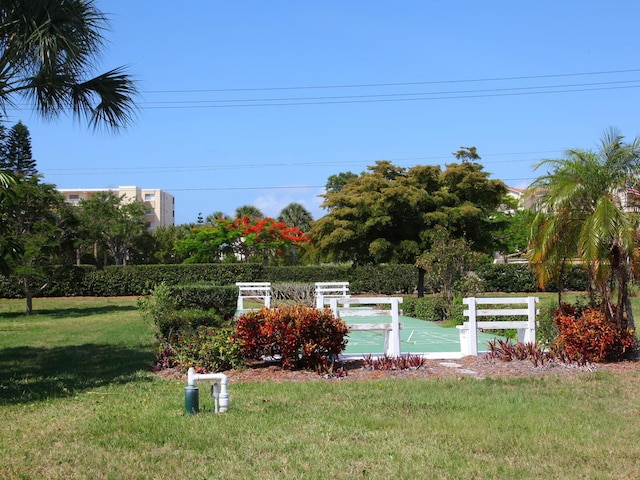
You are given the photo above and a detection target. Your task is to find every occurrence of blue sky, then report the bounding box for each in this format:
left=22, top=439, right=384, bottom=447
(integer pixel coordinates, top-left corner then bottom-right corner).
left=10, top=1, right=640, bottom=225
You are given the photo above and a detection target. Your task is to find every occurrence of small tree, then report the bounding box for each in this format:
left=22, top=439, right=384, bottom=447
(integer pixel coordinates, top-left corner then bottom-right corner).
left=0, top=176, right=78, bottom=314
left=415, top=227, right=483, bottom=318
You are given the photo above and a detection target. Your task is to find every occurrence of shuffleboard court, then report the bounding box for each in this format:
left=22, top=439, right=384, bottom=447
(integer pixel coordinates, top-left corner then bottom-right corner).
left=342, top=314, right=506, bottom=358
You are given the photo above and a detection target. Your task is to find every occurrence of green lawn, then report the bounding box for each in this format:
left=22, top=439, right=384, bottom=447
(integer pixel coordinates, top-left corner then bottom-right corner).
left=1, top=296, right=639, bottom=479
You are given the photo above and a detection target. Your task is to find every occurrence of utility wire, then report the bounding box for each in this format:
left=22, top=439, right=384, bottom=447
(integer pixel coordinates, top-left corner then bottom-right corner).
left=144, top=68, right=640, bottom=93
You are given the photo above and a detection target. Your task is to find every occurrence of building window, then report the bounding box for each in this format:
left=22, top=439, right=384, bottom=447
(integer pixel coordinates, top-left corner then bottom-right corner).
left=144, top=193, right=155, bottom=201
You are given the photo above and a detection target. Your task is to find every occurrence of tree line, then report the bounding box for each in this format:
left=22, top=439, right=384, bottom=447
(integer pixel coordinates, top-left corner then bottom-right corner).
left=0, top=0, right=638, bottom=343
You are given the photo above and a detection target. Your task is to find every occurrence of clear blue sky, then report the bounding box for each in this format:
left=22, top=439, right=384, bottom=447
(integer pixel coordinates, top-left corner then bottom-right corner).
left=10, top=0, right=640, bottom=225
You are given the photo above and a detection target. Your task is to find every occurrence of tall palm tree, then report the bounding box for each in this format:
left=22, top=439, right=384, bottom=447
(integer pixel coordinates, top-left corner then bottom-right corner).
left=277, top=202, right=313, bottom=231
left=528, top=127, right=640, bottom=331
left=0, top=0, right=137, bottom=130
left=278, top=202, right=313, bottom=265
left=235, top=205, right=263, bottom=221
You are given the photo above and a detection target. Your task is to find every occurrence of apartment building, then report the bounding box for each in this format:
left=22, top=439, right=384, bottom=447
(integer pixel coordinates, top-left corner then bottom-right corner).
left=58, top=186, right=175, bottom=230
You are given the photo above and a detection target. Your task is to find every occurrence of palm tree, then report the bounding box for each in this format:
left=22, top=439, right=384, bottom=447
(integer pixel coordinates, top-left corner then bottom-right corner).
left=0, top=0, right=137, bottom=130
left=278, top=202, right=313, bottom=231
left=528, top=127, right=640, bottom=331
left=235, top=205, right=263, bottom=221
left=278, top=202, right=313, bottom=265
left=0, top=0, right=136, bottom=280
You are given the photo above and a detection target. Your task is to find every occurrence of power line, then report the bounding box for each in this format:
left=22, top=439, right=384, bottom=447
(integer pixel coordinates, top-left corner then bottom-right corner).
left=140, top=79, right=640, bottom=106
left=42, top=149, right=563, bottom=175
left=139, top=84, right=640, bottom=109
left=144, top=68, right=640, bottom=94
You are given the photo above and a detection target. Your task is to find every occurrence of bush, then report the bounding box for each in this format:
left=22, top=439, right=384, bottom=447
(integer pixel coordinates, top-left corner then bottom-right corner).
left=138, top=283, right=227, bottom=340
left=477, top=263, right=537, bottom=293
left=157, top=326, right=244, bottom=372
left=401, top=295, right=465, bottom=325
left=235, top=305, right=349, bottom=370
left=350, top=264, right=418, bottom=294
left=170, top=284, right=237, bottom=320
left=271, top=282, right=316, bottom=307
left=553, top=305, right=637, bottom=363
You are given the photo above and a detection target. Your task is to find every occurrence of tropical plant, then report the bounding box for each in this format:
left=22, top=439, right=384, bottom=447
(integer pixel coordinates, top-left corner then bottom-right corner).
left=528, top=127, right=640, bottom=331
left=176, top=216, right=310, bottom=265
left=278, top=202, right=313, bottom=265
left=235, top=205, right=263, bottom=220
left=0, top=0, right=137, bottom=130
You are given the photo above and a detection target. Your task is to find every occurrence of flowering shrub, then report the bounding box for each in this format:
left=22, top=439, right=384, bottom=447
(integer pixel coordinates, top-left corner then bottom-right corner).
left=235, top=306, right=349, bottom=370
left=553, top=306, right=637, bottom=363
left=156, top=326, right=244, bottom=373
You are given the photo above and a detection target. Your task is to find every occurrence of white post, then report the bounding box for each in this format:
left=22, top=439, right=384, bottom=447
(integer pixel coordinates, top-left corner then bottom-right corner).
left=387, top=298, right=401, bottom=356
left=466, top=297, right=478, bottom=355
left=523, top=296, right=537, bottom=343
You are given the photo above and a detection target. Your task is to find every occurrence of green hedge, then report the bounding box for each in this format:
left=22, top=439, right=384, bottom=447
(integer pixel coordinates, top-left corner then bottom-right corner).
left=0, top=262, right=590, bottom=299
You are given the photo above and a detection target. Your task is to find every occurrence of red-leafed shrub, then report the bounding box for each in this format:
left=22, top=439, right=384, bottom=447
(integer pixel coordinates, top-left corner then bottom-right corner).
left=554, top=306, right=637, bottom=363
left=235, top=306, right=349, bottom=370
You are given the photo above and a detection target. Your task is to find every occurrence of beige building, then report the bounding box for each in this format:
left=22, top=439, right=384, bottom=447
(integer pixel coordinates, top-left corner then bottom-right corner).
left=58, top=186, right=175, bottom=230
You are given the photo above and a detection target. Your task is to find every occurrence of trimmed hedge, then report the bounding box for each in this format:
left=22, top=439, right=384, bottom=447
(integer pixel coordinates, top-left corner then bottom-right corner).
left=0, top=262, right=590, bottom=298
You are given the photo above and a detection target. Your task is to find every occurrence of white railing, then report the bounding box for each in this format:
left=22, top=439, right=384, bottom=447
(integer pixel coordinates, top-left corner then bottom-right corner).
left=314, top=281, right=350, bottom=309
left=235, top=282, right=272, bottom=310
left=459, top=296, right=538, bottom=355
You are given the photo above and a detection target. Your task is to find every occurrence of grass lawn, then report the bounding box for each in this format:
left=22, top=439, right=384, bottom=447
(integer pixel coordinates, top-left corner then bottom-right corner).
left=1, top=296, right=639, bottom=479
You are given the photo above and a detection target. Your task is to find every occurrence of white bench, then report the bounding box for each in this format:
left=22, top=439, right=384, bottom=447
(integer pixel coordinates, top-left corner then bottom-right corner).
left=315, top=281, right=350, bottom=309
left=329, top=296, right=403, bottom=356
left=458, top=296, right=539, bottom=356
left=235, top=282, right=272, bottom=310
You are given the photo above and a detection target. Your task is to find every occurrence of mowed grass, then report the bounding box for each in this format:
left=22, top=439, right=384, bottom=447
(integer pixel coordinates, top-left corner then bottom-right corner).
left=1, top=297, right=640, bottom=479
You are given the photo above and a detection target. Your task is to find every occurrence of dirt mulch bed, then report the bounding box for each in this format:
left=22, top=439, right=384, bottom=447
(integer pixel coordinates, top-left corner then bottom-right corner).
left=156, top=355, right=640, bottom=383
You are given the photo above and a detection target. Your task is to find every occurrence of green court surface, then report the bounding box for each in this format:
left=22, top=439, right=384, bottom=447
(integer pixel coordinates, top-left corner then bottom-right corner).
left=342, top=314, right=503, bottom=359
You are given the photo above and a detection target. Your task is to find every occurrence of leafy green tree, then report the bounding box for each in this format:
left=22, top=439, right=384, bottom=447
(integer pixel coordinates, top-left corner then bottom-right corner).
left=1, top=121, right=37, bottom=176
left=325, top=171, right=359, bottom=194
left=528, top=127, right=640, bottom=331
left=176, top=217, right=310, bottom=265
left=78, top=192, right=148, bottom=265
left=453, top=146, right=481, bottom=162
left=0, top=176, right=78, bottom=314
left=148, top=224, right=193, bottom=264
left=0, top=0, right=137, bottom=130
left=311, top=159, right=506, bottom=294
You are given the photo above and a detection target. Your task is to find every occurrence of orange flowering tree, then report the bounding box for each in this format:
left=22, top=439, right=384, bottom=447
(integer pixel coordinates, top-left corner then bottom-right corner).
left=176, top=216, right=310, bottom=264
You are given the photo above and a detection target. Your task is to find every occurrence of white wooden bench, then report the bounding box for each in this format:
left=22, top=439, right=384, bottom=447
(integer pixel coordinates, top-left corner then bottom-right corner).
left=329, top=296, right=403, bottom=356
left=235, top=282, right=272, bottom=310
left=314, top=281, right=350, bottom=309
left=458, top=296, right=539, bottom=355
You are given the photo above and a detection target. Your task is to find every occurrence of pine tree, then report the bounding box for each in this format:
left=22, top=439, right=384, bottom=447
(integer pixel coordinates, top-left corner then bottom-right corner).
left=4, top=121, right=37, bottom=177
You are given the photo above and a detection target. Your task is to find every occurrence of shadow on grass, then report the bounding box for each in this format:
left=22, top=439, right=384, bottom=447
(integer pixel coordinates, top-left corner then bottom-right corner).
left=0, top=305, right=138, bottom=320
left=0, top=343, right=154, bottom=405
